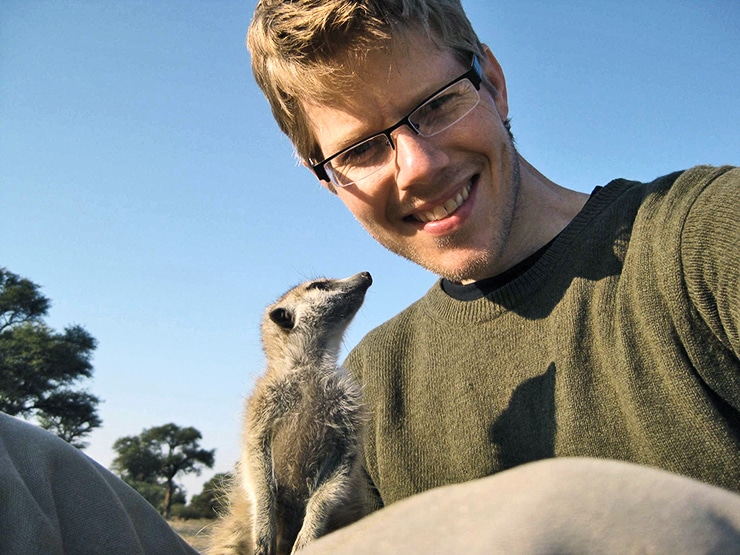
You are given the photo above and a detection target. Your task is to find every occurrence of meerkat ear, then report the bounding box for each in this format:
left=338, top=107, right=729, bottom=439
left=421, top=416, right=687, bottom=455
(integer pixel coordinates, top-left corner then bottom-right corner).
left=269, top=307, right=295, bottom=330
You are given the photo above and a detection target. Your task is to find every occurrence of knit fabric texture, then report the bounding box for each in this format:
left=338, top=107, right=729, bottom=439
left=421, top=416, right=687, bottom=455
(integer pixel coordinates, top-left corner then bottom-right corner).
left=346, top=165, right=740, bottom=506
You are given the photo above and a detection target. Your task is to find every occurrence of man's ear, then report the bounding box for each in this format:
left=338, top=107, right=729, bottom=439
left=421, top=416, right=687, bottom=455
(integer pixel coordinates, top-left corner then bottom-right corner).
left=480, top=44, right=509, bottom=121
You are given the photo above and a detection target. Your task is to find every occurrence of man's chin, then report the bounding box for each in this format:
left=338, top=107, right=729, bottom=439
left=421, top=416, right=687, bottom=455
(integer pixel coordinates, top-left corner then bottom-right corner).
left=372, top=231, right=498, bottom=284
left=414, top=250, right=496, bottom=284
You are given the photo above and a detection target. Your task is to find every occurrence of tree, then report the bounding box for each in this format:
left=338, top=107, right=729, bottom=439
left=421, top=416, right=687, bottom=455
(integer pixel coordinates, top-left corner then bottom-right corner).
left=0, top=268, right=102, bottom=448
left=174, top=472, right=232, bottom=520
left=112, top=423, right=216, bottom=518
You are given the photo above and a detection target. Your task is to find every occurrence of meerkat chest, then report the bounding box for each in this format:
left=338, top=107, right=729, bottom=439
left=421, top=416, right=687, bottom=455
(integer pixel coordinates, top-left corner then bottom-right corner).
left=264, top=370, right=361, bottom=485
left=266, top=370, right=356, bottom=428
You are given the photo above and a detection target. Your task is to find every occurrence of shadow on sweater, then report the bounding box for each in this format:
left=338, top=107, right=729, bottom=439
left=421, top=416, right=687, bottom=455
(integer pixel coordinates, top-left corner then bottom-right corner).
left=488, top=363, right=557, bottom=468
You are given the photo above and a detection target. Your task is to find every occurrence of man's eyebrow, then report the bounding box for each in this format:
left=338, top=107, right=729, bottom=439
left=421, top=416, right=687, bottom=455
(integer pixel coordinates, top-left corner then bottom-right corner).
left=324, top=118, right=386, bottom=157
left=319, top=134, right=364, bottom=161
left=328, top=89, right=425, bottom=154
left=336, top=129, right=376, bottom=151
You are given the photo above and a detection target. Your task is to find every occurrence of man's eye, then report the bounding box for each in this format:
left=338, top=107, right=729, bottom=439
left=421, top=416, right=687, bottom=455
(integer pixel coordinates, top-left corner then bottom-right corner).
left=341, top=142, right=374, bottom=163
left=417, top=91, right=461, bottom=119
left=425, top=92, right=455, bottom=112
left=335, top=137, right=385, bottom=167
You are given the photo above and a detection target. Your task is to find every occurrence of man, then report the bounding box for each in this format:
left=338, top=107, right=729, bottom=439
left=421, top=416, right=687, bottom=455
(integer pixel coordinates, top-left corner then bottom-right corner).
left=245, top=0, right=740, bottom=551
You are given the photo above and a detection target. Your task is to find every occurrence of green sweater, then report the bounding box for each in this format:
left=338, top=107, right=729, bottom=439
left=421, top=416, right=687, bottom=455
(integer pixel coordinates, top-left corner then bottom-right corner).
left=346, top=165, right=740, bottom=505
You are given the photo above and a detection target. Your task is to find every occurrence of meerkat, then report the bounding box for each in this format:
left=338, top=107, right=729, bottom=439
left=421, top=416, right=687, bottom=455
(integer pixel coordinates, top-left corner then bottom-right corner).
left=208, top=272, right=376, bottom=555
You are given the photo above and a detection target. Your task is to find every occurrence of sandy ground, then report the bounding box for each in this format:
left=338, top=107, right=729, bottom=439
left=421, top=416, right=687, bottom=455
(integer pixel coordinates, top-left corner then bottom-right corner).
left=169, top=518, right=214, bottom=553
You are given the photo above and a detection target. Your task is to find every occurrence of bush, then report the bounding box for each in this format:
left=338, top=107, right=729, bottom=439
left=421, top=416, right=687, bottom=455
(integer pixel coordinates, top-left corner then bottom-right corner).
left=178, top=472, right=233, bottom=520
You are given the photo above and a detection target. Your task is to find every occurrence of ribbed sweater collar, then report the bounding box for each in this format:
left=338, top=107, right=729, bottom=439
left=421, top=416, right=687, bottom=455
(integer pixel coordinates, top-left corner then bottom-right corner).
left=420, top=178, right=634, bottom=324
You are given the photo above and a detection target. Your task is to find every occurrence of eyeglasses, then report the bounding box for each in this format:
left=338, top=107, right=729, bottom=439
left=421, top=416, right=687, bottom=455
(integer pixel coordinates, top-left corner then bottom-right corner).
left=310, top=54, right=483, bottom=188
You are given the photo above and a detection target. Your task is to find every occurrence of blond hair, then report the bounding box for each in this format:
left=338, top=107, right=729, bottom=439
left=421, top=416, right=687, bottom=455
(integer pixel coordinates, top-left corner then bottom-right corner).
left=247, top=0, right=483, bottom=164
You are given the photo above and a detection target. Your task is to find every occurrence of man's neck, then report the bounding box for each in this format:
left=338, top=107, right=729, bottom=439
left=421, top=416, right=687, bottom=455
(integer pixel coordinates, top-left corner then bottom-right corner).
left=461, top=156, right=589, bottom=285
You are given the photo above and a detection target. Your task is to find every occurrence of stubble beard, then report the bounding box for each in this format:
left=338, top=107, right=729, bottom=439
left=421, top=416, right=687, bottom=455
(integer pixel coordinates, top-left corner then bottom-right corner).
left=409, top=142, right=522, bottom=283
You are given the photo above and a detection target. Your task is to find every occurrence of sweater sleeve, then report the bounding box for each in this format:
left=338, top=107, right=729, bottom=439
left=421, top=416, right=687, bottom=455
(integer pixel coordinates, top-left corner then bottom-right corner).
left=680, top=166, right=740, bottom=408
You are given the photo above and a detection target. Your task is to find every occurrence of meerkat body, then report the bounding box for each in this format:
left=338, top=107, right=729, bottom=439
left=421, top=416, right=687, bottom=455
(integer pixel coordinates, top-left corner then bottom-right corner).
left=208, top=272, right=375, bottom=555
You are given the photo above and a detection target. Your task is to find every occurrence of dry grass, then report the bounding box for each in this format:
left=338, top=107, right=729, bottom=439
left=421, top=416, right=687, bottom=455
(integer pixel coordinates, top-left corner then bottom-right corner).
left=169, top=518, right=214, bottom=553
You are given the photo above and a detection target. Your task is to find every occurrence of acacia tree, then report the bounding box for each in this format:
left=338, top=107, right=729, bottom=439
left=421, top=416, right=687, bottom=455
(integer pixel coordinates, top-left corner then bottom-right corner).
left=112, top=423, right=215, bottom=518
left=0, top=268, right=101, bottom=447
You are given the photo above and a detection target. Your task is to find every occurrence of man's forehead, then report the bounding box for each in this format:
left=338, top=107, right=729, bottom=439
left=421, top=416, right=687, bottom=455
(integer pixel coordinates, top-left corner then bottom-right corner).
left=303, top=30, right=456, bottom=107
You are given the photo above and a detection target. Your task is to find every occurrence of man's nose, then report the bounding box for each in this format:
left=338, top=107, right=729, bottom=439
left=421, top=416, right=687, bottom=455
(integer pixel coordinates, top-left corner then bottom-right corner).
left=391, top=126, right=449, bottom=191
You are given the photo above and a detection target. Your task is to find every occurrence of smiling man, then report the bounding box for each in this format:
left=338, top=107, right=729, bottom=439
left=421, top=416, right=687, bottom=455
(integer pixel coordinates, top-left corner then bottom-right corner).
left=242, top=2, right=740, bottom=551
left=304, top=42, right=589, bottom=286
left=0, top=1, right=738, bottom=553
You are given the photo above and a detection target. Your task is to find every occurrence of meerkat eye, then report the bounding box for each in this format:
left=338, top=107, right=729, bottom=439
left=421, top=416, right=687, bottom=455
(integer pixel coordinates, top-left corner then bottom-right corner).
left=307, top=280, right=331, bottom=291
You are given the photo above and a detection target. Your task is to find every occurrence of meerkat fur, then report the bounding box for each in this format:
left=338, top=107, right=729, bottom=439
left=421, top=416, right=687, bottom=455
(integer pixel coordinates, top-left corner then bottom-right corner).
left=207, top=272, right=376, bottom=555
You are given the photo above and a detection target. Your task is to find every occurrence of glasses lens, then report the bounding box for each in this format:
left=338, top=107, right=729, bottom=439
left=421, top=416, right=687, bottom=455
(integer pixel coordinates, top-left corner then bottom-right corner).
left=327, top=134, right=394, bottom=187
left=410, top=79, right=480, bottom=137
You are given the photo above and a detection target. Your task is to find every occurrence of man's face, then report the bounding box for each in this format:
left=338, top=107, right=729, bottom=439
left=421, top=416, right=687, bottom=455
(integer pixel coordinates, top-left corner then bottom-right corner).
left=303, top=35, right=521, bottom=283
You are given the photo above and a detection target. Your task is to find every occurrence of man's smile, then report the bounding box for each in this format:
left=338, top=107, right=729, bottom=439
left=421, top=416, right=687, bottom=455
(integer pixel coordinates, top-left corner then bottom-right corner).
left=406, top=179, right=475, bottom=224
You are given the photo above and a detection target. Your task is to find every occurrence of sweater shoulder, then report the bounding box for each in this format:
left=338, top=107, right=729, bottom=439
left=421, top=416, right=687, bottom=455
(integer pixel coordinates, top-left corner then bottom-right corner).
left=345, top=285, right=437, bottom=375
left=625, top=165, right=738, bottom=260
left=597, top=165, right=734, bottom=214
left=588, top=166, right=736, bottom=265
left=679, top=166, right=740, bottom=356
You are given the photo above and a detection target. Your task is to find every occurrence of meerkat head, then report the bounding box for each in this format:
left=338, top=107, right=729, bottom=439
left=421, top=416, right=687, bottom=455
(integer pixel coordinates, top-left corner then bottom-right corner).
left=262, top=272, right=372, bottom=364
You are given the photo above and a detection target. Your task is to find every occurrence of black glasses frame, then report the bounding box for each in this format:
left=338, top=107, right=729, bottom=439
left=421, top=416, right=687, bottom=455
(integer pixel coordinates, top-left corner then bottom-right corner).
left=310, top=54, right=483, bottom=185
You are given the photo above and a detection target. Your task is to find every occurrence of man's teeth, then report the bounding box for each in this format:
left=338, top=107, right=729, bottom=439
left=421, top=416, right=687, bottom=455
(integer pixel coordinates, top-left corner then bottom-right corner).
left=415, top=183, right=472, bottom=223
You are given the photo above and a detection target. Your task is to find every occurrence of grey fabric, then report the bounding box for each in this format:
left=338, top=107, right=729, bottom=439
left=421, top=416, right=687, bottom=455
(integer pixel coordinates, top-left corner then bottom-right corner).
left=302, top=457, right=740, bottom=554
left=0, top=412, right=199, bottom=555
left=4, top=411, right=740, bottom=554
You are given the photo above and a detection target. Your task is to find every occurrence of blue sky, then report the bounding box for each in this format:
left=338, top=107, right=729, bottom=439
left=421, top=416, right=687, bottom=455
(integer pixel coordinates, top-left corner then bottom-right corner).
left=2, top=1, right=738, bottom=498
